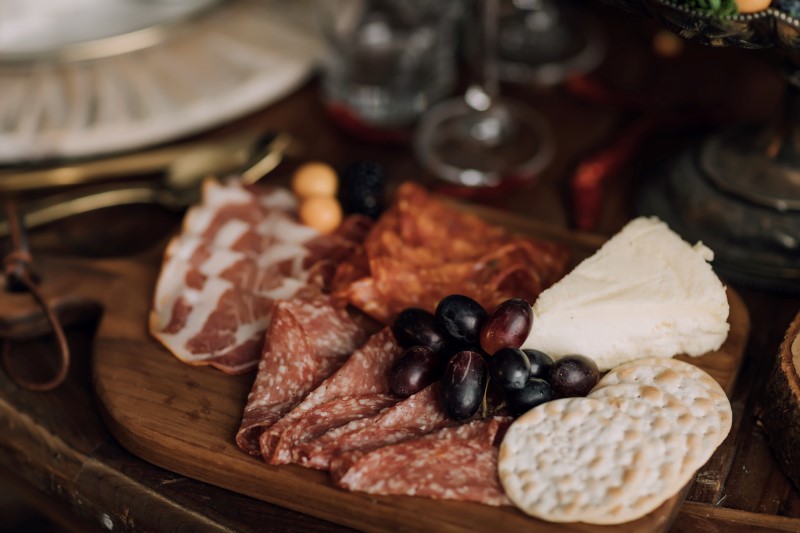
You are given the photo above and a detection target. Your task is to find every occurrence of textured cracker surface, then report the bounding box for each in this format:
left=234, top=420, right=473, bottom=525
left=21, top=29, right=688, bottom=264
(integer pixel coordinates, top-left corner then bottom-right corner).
left=593, top=365, right=722, bottom=457
left=614, top=357, right=732, bottom=444
left=586, top=385, right=693, bottom=523
left=498, top=398, right=652, bottom=524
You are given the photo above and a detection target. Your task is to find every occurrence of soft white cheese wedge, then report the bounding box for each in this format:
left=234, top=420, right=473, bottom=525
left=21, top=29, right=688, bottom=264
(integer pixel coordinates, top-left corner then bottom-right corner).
left=522, top=217, right=729, bottom=371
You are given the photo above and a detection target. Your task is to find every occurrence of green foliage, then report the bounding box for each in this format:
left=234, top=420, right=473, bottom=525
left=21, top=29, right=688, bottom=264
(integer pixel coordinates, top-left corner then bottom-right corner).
left=681, top=0, right=740, bottom=17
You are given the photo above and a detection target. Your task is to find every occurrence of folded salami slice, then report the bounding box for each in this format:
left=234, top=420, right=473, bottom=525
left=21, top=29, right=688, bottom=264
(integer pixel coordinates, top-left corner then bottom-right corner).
left=332, top=417, right=513, bottom=507
left=235, top=294, right=367, bottom=455
left=269, top=394, right=398, bottom=464
left=292, top=383, right=451, bottom=470
left=262, top=328, right=403, bottom=463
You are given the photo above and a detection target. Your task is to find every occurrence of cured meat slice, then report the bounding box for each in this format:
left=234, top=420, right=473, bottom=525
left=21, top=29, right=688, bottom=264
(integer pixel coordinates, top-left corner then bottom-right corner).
left=291, top=294, right=368, bottom=360
left=303, top=215, right=372, bottom=267
left=150, top=236, right=310, bottom=373
left=292, top=383, right=451, bottom=470
left=150, top=178, right=371, bottom=374
left=269, top=394, right=397, bottom=464
left=331, top=417, right=512, bottom=506
left=330, top=417, right=508, bottom=480
left=261, top=328, right=403, bottom=462
left=332, top=182, right=570, bottom=324
left=303, top=215, right=373, bottom=291
left=150, top=180, right=319, bottom=373
left=183, top=179, right=301, bottom=242
left=235, top=306, right=314, bottom=454
left=235, top=295, right=367, bottom=455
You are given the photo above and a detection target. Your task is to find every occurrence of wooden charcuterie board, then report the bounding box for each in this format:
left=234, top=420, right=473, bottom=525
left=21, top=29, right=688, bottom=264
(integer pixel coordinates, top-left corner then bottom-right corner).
left=0, top=212, right=750, bottom=533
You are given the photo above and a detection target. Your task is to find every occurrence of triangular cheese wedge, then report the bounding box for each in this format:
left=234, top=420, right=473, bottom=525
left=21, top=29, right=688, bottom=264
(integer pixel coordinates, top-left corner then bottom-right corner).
left=522, top=217, right=729, bottom=371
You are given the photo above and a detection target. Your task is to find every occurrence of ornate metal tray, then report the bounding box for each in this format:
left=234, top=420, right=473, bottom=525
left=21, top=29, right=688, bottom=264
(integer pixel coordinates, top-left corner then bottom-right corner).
left=602, top=0, right=800, bottom=292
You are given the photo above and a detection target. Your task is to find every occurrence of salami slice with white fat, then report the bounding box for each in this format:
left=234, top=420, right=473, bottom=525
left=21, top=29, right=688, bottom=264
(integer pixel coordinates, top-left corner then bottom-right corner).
left=235, top=294, right=366, bottom=455
left=292, top=383, right=451, bottom=470
left=331, top=417, right=512, bottom=506
left=267, top=394, right=398, bottom=464
left=262, top=328, right=403, bottom=463
left=291, top=296, right=369, bottom=362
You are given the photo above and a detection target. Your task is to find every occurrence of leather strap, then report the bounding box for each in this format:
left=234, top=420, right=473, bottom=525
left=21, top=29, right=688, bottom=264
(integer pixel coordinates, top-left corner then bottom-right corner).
left=2, top=200, right=70, bottom=391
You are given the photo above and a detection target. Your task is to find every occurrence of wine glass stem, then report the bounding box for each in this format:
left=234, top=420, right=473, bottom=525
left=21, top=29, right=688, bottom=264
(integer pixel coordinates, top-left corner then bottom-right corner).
left=465, top=0, right=500, bottom=112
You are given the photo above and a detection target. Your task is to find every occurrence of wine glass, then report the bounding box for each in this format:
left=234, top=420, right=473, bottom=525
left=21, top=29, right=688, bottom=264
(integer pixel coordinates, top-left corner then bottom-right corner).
left=496, top=0, right=606, bottom=86
left=413, top=0, right=555, bottom=188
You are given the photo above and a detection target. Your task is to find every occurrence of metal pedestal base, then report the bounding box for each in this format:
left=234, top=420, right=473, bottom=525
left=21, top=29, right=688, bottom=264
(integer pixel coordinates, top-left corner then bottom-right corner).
left=636, top=146, right=800, bottom=293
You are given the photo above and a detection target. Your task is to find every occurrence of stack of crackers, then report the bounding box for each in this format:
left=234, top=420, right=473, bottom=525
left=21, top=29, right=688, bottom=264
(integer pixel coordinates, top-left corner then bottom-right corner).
left=498, top=357, right=732, bottom=525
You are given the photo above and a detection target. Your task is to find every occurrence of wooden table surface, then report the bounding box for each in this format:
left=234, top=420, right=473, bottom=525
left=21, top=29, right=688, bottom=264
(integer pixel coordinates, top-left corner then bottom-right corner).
left=2, top=6, right=800, bottom=532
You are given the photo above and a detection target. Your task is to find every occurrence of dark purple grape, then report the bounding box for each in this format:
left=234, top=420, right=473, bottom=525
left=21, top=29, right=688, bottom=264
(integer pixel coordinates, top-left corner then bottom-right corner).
left=392, top=308, right=446, bottom=352
left=489, top=347, right=530, bottom=391
left=549, top=354, right=600, bottom=398
left=440, top=350, right=488, bottom=420
left=479, top=298, right=533, bottom=355
left=507, top=377, right=553, bottom=416
left=435, top=295, right=487, bottom=345
left=440, top=338, right=484, bottom=362
left=390, top=345, right=441, bottom=397
left=522, top=349, right=554, bottom=380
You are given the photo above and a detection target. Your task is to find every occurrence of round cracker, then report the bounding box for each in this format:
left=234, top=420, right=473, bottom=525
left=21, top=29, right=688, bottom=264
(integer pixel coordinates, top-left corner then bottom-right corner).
left=587, top=384, right=701, bottom=522
left=611, top=357, right=732, bottom=445
left=499, top=398, right=655, bottom=524
left=592, top=365, right=722, bottom=470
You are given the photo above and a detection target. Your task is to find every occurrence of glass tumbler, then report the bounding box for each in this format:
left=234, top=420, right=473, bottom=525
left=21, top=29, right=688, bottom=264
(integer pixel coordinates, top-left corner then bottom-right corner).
left=318, top=0, right=462, bottom=139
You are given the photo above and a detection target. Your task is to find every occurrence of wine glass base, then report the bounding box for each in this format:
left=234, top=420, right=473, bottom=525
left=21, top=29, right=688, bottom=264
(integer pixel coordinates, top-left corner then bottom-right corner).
left=635, top=145, right=800, bottom=293
left=413, top=98, right=555, bottom=188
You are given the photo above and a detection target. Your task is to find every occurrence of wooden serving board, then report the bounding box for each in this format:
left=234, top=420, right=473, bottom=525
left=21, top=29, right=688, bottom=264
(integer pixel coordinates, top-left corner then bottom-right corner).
left=0, top=216, right=750, bottom=533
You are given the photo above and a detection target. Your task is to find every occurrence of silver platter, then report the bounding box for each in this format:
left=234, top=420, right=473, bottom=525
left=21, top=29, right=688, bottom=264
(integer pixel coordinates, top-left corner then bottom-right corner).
left=0, top=0, right=322, bottom=163
left=0, top=0, right=221, bottom=63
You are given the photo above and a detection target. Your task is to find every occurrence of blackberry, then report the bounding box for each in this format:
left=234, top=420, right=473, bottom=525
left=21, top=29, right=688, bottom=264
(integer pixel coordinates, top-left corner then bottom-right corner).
left=339, top=161, right=386, bottom=219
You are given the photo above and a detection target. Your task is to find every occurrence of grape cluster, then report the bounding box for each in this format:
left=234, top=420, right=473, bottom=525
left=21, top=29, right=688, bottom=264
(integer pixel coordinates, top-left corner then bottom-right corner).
left=499, top=351, right=600, bottom=416
left=389, top=294, right=601, bottom=421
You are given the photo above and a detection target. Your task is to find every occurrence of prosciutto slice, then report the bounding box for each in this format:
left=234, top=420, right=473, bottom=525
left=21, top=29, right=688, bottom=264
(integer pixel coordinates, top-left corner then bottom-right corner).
left=235, top=294, right=367, bottom=455
left=292, top=383, right=451, bottom=470
left=150, top=178, right=369, bottom=374
left=261, top=328, right=404, bottom=463
left=331, top=417, right=512, bottom=506
left=150, top=239, right=310, bottom=373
